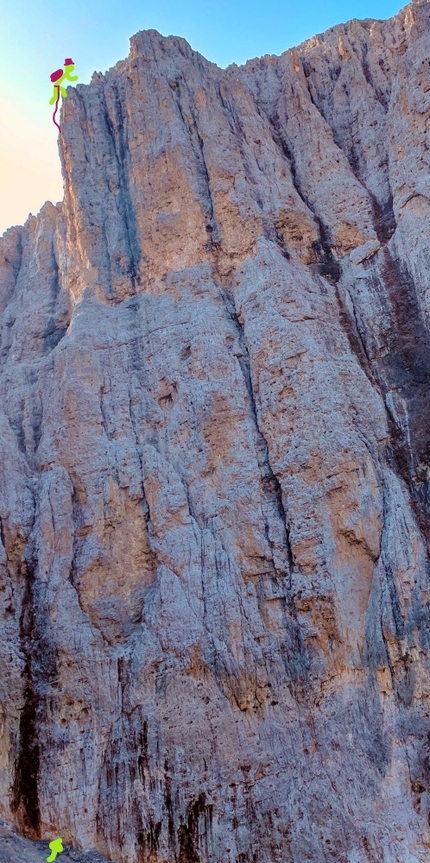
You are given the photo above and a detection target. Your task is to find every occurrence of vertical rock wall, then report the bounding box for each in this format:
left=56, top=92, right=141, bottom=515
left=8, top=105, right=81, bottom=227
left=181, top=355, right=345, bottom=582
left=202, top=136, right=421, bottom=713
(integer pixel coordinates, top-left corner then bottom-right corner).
left=1, top=2, right=430, bottom=861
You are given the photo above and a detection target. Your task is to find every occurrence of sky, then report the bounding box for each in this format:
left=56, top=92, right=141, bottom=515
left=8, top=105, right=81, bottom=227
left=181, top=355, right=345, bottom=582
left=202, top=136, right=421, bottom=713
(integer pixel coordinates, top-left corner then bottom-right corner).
left=0, top=0, right=406, bottom=238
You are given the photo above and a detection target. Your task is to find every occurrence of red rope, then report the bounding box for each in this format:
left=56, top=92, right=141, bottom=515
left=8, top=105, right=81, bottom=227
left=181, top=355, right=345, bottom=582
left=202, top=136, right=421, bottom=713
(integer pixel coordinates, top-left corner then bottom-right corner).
left=52, top=85, right=62, bottom=134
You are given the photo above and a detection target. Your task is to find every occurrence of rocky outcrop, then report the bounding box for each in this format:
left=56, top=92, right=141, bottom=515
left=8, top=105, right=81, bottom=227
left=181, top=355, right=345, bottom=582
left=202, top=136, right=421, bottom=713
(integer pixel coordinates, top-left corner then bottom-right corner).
left=0, top=820, right=113, bottom=863
left=1, top=1, right=430, bottom=861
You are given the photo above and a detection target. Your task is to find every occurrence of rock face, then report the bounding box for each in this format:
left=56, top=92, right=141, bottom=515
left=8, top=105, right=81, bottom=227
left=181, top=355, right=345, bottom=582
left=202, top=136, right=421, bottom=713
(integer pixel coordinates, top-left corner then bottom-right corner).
left=1, top=1, right=430, bottom=861
left=0, top=820, right=113, bottom=863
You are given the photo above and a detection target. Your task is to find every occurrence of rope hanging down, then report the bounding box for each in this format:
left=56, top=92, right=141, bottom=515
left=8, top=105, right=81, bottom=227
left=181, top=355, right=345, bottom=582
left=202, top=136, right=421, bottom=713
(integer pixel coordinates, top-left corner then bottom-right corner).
left=52, top=85, right=61, bottom=134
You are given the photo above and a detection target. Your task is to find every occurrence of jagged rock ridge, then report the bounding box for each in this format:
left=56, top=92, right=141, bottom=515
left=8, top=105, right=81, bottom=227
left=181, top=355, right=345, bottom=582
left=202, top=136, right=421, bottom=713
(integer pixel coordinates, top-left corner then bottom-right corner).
left=1, top=1, right=430, bottom=861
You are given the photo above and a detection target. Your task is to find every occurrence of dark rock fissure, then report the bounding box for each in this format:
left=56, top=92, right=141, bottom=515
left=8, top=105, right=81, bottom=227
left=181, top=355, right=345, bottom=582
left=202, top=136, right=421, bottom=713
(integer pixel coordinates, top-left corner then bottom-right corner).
left=41, top=316, right=68, bottom=352
left=11, top=560, right=41, bottom=839
left=266, top=115, right=342, bottom=282
left=126, top=387, right=159, bottom=578
left=172, top=80, right=221, bottom=250
left=335, top=238, right=430, bottom=558
left=377, top=248, right=430, bottom=552
left=367, top=189, right=396, bottom=246
left=177, top=792, right=213, bottom=863
left=99, top=384, right=115, bottom=441
left=101, top=219, right=114, bottom=297
left=220, top=286, right=294, bottom=576
left=334, top=281, right=377, bottom=387
left=103, top=85, right=141, bottom=291
left=311, top=215, right=341, bottom=284
left=163, top=759, right=176, bottom=848
left=10, top=413, right=26, bottom=455
left=12, top=227, right=24, bottom=287
left=267, top=116, right=310, bottom=212
left=50, top=234, right=61, bottom=300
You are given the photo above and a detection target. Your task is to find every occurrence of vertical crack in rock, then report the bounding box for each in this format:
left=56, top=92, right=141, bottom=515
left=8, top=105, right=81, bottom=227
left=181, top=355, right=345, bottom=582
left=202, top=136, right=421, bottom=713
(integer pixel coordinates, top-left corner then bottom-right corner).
left=265, top=114, right=341, bottom=281
left=366, top=189, right=396, bottom=245
left=385, top=562, right=407, bottom=647
left=334, top=281, right=377, bottom=387
left=11, top=560, right=41, bottom=839
left=0, top=515, right=5, bottom=549
left=377, top=248, right=430, bottom=553
left=278, top=591, right=313, bottom=703
left=126, top=383, right=159, bottom=579
left=377, top=534, right=414, bottom=709
left=99, top=384, right=115, bottom=441
left=171, top=79, right=221, bottom=249
left=12, top=227, right=24, bottom=287
left=177, top=792, right=214, bottom=863
left=50, top=230, right=61, bottom=301
left=68, top=485, right=113, bottom=642
left=217, top=285, right=313, bottom=700
left=216, top=84, right=287, bottom=255
left=163, top=759, right=176, bottom=853
left=103, top=84, right=142, bottom=290
left=9, top=409, right=26, bottom=456
left=310, top=215, right=341, bottom=284
left=333, top=225, right=430, bottom=560
left=41, top=316, right=69, bottom=352
left=1, top=224, right=24, bottom=300
left=101, top=219, right=113, bottom=298
left=219, top=286, right=294, bottom=579
left=136, top=718, right=149, bottom=791
left=384, top=566, right=414, bottom=709
left=267, top=116, right=307, bottom=207
left=353, top=35, right=389, bottom=110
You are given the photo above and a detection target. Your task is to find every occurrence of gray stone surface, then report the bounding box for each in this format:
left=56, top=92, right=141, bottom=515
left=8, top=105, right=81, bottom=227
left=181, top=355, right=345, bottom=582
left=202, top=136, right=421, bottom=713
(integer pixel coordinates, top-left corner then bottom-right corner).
left=0, top=821, right=115, bottom=862
left=1, top=1, right=430, bottom=861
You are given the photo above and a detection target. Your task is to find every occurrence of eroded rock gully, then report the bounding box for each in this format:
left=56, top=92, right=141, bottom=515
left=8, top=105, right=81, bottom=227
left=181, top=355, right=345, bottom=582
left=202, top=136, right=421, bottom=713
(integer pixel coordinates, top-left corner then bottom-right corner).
left=2, top=1, right=430, bottom=861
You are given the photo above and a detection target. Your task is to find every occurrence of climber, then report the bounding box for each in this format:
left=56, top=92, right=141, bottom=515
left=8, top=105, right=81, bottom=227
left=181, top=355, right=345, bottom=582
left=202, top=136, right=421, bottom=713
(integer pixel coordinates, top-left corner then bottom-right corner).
left=49, top=59, right=79, bottom=134
left=46, top=836, right=64, bottom=861
left=49, top=59, right=79, bottom=104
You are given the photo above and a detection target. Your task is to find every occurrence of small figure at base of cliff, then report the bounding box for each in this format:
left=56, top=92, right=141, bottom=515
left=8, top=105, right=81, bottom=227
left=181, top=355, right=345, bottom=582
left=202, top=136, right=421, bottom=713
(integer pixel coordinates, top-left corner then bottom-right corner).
left=46, top=836, right=64, bottom=861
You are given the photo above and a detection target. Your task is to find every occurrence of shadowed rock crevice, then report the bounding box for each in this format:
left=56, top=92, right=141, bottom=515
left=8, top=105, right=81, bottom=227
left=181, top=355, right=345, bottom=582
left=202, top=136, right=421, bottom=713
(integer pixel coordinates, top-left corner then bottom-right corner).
left=220, top=286, right=294, bottom=578
left=172, top=80, right=222, bottom=251
left=105, top=86, right=142, bottom=293
left=377, top=249, right=430, bottom=550
left=367, top=189, right=397, bottom=245
left=9, top=228, right=24, bottom=287
left=333, top=281, right=377, bottom=386
left=11, top=560, right=41, bottom=839
left=335, top=237, right=430, bottom=556
left=177, top=793, right=214, bottom=863
left=41, top=317, right=68, bottom=352
left=310, top=216, right=341, bottom=284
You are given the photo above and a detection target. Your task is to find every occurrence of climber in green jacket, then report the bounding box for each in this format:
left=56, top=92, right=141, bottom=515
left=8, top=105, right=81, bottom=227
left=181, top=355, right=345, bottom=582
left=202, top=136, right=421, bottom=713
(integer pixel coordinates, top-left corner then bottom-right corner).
left=46, top=836, right=64, bottom=861
left=49, top=59, right=79, bottom=104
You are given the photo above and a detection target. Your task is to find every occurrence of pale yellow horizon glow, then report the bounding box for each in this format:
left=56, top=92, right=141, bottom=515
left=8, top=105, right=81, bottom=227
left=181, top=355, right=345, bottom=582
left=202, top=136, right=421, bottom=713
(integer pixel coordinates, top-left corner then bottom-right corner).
left=0, top=91, right=64, bottom=238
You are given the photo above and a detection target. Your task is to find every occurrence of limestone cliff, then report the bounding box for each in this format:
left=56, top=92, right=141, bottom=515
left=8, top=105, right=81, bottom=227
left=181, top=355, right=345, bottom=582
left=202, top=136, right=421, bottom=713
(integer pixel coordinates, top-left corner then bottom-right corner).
left=2, top=2, right=430, bottom=861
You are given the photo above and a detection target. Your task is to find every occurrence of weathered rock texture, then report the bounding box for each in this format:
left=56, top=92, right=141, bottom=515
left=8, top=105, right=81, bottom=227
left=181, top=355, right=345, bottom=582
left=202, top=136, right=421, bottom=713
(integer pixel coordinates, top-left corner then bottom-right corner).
left=0, top=820, right=113, bottom=863
left=1, top=1, right=430, bottom=861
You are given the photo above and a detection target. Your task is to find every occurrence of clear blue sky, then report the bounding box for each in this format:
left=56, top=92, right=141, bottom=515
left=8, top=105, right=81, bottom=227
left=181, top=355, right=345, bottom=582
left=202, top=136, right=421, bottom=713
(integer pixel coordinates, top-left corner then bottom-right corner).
left=0, top=0, right=405, bottom=236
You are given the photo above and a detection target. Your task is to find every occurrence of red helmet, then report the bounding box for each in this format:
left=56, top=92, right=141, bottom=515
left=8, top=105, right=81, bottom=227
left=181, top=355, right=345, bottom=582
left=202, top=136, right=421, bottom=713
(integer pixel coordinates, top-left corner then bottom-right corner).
left=50, top=69, right=63, bottom=82
left=64, top=58, right=74, bottom=66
